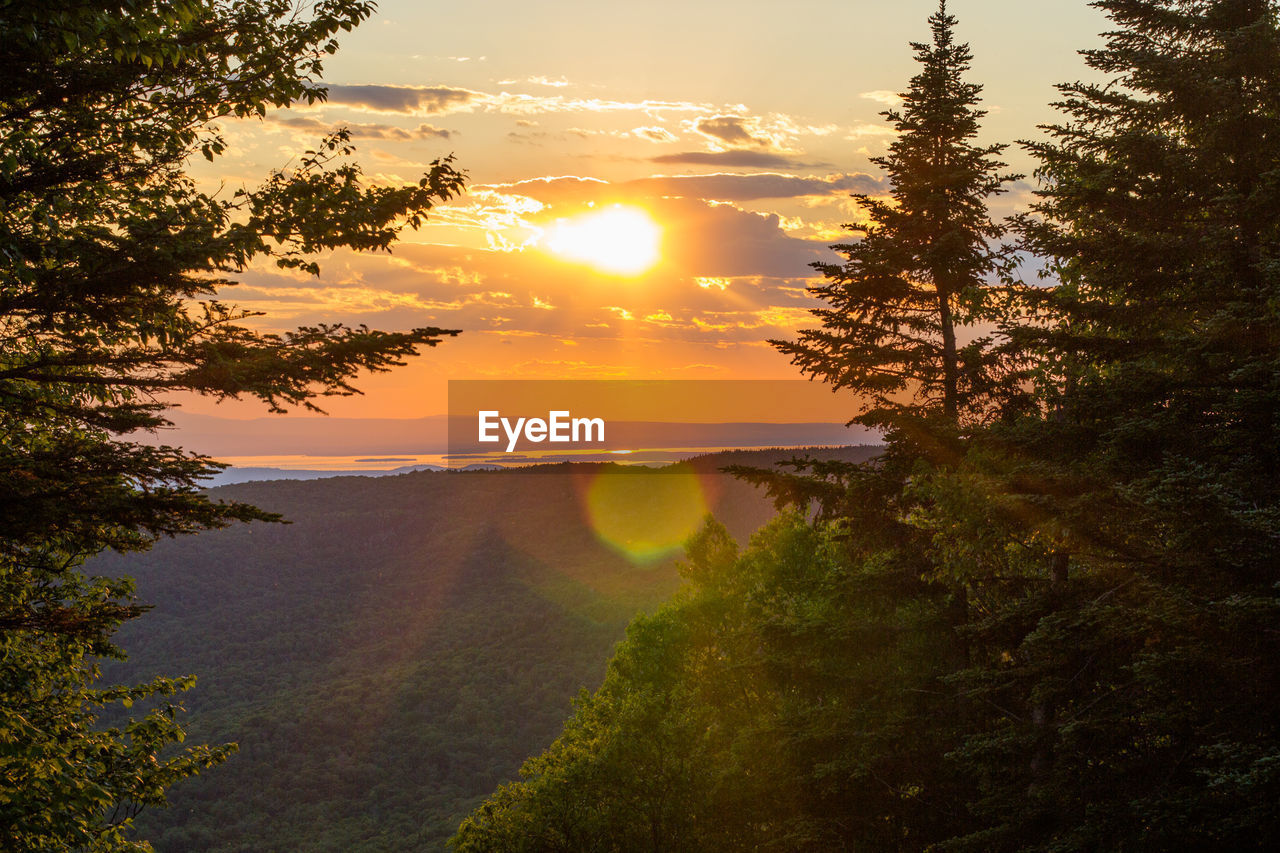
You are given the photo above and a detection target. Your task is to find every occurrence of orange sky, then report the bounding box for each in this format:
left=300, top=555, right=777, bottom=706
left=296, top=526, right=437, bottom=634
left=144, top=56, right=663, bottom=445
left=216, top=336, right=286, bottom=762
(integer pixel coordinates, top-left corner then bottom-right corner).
left=175, top=0, right=1109, bottom=426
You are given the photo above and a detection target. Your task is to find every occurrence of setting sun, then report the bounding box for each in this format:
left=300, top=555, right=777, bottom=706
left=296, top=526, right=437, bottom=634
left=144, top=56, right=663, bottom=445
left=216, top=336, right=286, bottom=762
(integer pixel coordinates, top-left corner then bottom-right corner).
left=542, top=205, right=662, bottom=275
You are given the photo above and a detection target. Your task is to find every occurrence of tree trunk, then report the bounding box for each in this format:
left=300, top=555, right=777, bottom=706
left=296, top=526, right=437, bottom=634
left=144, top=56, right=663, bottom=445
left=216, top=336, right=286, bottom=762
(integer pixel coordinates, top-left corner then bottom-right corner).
left=1029, top=550, right=1068, bottom=797
left=938, top=288, right=959, bottom=421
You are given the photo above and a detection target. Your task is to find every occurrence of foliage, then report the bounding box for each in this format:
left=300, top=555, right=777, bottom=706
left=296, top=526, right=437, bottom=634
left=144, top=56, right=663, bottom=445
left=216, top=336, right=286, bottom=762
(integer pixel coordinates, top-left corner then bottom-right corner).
left=1010, top=0, right=1280, bottom=584
left=98, top=452, right=817, bottom=851
left=452, top=514, right=970, bottom=852
left=458, top=2, right=1280, bottom=851
left=1, top=0, right=463, bottom=847
left=773, top=1, right=1016, bottom=427
left=945, top=0, right=1280, bottom=847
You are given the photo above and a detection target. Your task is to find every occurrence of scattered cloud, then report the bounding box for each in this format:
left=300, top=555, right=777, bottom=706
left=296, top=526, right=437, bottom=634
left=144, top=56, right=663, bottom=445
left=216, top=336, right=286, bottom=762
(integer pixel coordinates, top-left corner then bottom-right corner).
left=632, top=126, right=678, bottom=143
left=468, top=176, right=609, bottom=206
left=483, top=172, right=882, bottom=205
left=650, top=150, right=820, bottom=169
left=654, top=197, right=833, bottom=277
left=693, top=115, right=772, bottom=148
left=225, top=283, right=519, bottom=320
left=861, top=90, right=904, bottom=107
left=267, top=115, right=453, bottom=140
left=498, top=75, right=572, bottom=88
left=507, top=129, right=551, bottom=145
left=487, top=93, right=726, bottom=117
left=228, top=233, right=835, bottom=352
left=622, top=172, right=886, bottom=201
left=845, top=122, right=897, bottom=141
left=313, top=83, right=731, bottom=119
left=686, top=113, right=818, bottom=153
left=680, top=113, right=840, bottom=155
left=321, top=84, right=480, bottom=114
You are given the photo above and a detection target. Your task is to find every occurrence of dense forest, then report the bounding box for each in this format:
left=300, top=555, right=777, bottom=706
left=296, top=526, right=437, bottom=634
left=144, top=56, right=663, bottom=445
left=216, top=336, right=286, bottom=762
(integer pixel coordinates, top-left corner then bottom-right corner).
left=2, top=0, right=1278, bottom=851
left=453, top=2, right=1280, bottom=851
left=0, top=0, right=469, bottom=848
left=98, top=449, right=873, bottom=850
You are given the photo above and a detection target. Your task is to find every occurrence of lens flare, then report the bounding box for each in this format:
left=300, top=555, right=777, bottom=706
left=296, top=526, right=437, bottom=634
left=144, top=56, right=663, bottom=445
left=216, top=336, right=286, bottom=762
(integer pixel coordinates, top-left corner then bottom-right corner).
left=543, top=205, right=662, bottom=275
left=584, top=468, right=708, bottom=564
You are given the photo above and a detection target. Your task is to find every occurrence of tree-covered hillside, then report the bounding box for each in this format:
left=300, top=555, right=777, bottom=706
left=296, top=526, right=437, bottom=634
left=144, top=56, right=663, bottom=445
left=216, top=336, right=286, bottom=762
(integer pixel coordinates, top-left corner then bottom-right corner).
left=455, top=3, right=1280, bottom=850
left=0, top=1, right=466, bottom=846
left=98, top=448, right=877, bottom=851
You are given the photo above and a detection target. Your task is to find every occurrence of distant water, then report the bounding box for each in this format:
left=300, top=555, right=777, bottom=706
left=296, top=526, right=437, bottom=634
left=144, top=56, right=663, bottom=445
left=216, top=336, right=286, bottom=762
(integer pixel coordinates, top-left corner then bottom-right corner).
left=204, top=444, right=859, bottom=485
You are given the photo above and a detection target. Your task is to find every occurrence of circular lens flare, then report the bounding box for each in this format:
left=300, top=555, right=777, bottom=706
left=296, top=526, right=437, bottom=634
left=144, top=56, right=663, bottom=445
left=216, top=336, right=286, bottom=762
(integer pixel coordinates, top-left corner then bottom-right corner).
left=544, top=205, right=662, bottom=275
left=585, top=468, right=707, bottom=564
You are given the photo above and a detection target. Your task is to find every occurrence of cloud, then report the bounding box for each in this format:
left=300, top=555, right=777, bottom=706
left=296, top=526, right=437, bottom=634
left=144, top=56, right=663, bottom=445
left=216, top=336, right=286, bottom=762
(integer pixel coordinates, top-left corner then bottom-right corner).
left=228, top=225, right=838, bottom=354
left=623, top=172, right=886, bottom=201
left=268, top=115, right=452, bottom=140
left=684, top=112, right=841, bottom=154
left=507, top=129, right=551, bottom=145
left=652, top=197, right=832, bottom=277
left=632, top=126, right=677, bottom=143
left=225, top=283, right=519, bottom=320
left=498, top=75, right=572, bottom=88
left=314, top=83, right=729, bottom=119
left=486, top=93, right=725, bottom=117
left=650, top=150, right=819, bottom=168
left=562, top=126, right=679, bottom=144
left=321, top=84, right=480, bottom=114
left=845, top=122, right=898, bottom=141
left=419, top=187, right=548, bottom=250
left=412, top=189, right=833, bottom=280
left=861, top=90, right=904, bottom=107
left=693, top=115, right=769, bottom=148
left=475, top=176, right=608, bottom=205
left=466, top=172, right=888, bottom=215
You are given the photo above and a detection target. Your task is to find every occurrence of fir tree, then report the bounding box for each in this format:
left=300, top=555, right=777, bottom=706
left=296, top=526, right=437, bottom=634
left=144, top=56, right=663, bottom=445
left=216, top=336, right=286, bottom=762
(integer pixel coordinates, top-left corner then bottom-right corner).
left=0, top=1, right=464, bottom=846
left=947, top=1, right=1280, bottom=848
left=1012, top=0, right=1280, bottom=583
left=774, top=0, right=1015, bottom=431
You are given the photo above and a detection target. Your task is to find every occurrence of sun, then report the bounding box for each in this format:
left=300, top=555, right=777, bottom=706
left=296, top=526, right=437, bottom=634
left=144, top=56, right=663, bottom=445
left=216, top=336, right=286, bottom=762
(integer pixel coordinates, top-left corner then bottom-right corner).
left=542, top=205, right=662, bottom=275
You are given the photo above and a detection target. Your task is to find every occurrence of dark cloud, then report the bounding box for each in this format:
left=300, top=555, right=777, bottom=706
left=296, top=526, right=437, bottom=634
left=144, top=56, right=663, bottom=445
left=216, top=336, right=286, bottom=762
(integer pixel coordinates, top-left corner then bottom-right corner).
left=417, top=124, right=452, bottom=140
left=489, top=172, right=883, bottom=206
left=650, top=150, right=821, bottom=169
left=694, top=115, right=767, bottom=147
left=624, top=172, right=886, bottom=201
left=270, top=115, right=452, bottom=140
left=321, top=84, right=478, bottom=114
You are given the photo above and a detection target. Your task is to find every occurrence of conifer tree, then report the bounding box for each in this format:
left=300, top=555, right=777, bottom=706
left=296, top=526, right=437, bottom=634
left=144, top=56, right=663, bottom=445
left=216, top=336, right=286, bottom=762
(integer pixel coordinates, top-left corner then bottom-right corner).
left=456, top=3, right=1280, bottom=850
left=1013, top=0, right=1279, bottom=582
left=774, top=0, right=1014, bottom=430
left=947, top=2, right=1280, bottom=848
left=0, top=1, right=464, bottom=846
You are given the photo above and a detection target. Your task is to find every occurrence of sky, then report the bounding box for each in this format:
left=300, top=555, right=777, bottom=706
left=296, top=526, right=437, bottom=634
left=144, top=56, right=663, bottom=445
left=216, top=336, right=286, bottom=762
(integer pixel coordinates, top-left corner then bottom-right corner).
left=179, top=0, right=1111, bottom=429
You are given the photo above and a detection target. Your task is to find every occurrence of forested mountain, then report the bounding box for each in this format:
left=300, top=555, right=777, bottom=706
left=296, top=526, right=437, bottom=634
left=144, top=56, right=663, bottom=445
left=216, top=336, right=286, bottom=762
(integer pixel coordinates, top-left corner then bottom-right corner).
left=6, top=0, right=1278, bottom=850
left=455, top=3, right=1280, bottom=851
left=96, top=448, right=877, bottom=851
left=0, top=1, right=473, bottom=846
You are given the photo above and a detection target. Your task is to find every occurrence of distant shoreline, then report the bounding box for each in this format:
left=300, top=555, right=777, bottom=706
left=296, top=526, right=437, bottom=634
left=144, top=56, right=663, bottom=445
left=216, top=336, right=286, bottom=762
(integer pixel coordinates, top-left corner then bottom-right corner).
left=204, top=444, right=885, bottom=486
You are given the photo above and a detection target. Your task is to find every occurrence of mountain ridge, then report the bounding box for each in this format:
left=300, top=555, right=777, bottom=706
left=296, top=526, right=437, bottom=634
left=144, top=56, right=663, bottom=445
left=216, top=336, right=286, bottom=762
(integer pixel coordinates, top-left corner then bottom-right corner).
left=100, top=446, right=879, bottom=850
